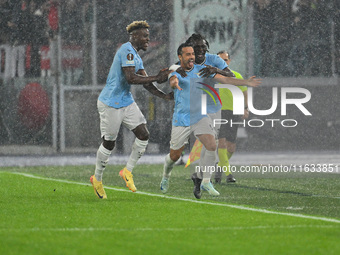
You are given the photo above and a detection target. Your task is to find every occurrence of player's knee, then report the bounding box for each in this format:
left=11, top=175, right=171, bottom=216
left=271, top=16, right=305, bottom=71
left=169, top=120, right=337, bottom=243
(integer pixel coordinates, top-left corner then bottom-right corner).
left=137, top=131, right=149, bottom=141
left=102, top=138, right=115, bottom=151
left=142, top=131, right=150, bottom=141
left=205, top=139, right=217, bottom=151
left=134, top=125, right=150, bottom=141
left=170, top=151, right=181, bottom=162
left=206, top=144, right=217, bottom=151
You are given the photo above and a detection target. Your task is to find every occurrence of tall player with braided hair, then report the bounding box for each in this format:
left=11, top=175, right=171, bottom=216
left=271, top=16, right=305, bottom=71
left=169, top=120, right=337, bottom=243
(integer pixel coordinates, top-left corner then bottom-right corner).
left=90, top=21, right=172, bottom=199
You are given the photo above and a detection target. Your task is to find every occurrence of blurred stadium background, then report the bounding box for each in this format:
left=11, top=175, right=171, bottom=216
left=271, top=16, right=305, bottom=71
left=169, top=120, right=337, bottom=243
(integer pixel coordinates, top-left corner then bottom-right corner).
left=0, top=0, right=339, bottom=156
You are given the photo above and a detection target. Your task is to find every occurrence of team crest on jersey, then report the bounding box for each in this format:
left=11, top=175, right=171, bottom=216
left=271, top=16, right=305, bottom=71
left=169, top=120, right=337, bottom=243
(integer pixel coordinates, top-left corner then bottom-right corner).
left=126, top=53, right=134, bottom=64
left=127, top=53, right=134, bottom=61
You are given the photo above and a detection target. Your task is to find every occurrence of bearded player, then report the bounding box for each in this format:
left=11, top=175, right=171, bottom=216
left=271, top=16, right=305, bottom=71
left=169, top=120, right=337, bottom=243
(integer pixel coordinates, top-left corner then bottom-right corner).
left=161, top=43, right=261, bottom=199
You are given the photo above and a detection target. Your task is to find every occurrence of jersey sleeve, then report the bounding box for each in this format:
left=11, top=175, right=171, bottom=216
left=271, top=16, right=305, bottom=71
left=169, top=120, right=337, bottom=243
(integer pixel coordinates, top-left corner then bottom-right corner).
left=138, top=61, right=145, bottom=71
left=213, top=54, right=228, bottom=70
left=120, top=45, right=138, bottom=68
left=168, top=64, right=181, bottom=79
left=169, top=71, right=179, bottom=80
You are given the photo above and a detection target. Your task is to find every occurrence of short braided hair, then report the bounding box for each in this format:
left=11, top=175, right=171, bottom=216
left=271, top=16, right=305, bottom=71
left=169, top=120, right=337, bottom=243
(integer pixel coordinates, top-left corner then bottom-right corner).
left=185, top=33, right=210, bottom=49
left=126, top=20, right=150, bottom=33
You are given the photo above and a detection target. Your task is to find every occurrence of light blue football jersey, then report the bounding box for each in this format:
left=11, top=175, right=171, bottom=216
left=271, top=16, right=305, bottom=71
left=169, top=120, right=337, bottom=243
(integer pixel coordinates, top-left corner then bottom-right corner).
left=98, top=42, right=144, bottom=108
left=198, top=53, right=228, bottom=114
left=198, top=53, right=228, bottom=70
left=170, top=64, right=214, bottom=126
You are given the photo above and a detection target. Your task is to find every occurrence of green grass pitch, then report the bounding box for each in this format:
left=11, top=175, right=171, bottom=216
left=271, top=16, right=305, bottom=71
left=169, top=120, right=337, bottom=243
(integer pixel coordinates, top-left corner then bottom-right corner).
left=1, top=164, right=339, bottom=255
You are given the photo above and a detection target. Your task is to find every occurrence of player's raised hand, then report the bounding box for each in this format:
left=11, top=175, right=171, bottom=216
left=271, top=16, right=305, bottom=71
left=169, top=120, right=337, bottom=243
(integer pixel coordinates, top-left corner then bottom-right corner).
left=156, top=68, right=173, bottom=83
left=199, top=64, right=218, bottom=77
left=246, top=76, right=262, bottom=87
left=170, top=75, right=182, bottom=91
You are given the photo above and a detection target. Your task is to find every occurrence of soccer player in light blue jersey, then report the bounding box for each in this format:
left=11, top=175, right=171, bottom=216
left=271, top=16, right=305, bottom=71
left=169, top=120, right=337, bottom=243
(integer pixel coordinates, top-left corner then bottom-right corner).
left=174, top=33, right=238, bottom=195
left=90, top=21, right=172, bottom=199
left=160, top=43, right=261, bottom=199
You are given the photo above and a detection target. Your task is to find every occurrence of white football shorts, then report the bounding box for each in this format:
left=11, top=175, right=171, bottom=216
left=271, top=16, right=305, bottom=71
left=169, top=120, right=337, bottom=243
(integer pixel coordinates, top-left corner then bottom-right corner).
left=207, top=110, right=221, bottom=137
left=97, top=100, right=146, bottom=141
left=170, top=116, right=216, bottom=150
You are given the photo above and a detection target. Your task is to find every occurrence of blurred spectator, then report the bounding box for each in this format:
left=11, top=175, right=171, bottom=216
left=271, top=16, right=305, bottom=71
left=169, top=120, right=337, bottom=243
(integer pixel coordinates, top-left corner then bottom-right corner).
left=0, top=0, right=12, bottom=44
left=270, top=0, right=293, bottom=76
left=252, top=0, right=276, bottom=76
left=60, top=0, right=83, bottom=44
left=26, top=0, right=49, bottom=77
left=0, top=0, right=13, bottom=78
left=47, top=0, right=59, bottom=37
left=8, top=0, right=31, bottom=78
left=290, top=0, right=315, bottom=76
left=291, top=0, right=333, bottom=76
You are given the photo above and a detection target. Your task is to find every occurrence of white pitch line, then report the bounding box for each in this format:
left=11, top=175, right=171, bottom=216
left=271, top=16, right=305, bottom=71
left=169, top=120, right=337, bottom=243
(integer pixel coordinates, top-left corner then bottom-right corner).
left=0, top=225, right=338, bottom=233
left=3, top=172, right=340, bottom=224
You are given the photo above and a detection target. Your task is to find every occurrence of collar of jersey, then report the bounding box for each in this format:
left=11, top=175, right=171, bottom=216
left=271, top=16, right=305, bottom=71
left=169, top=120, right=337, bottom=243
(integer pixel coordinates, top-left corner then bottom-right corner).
left=185, top=66, right=194, bottom=72
left=128, top=42, right=139, bottom=56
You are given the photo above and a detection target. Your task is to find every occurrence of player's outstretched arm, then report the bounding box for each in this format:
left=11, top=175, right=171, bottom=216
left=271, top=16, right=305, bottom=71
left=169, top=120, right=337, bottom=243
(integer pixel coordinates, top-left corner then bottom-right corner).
left=199, top=65, right=235, bottom=78
left=143, top=82, right=174, bottom=100
left=214, top=74, right=262, bottom=87
left=123, top=67, right=172, bottom=85
left=220, top=67, right=236, bottom=77
left=245, top=76, right=262, bottom=87
left=156, top=68, right=173, bottom=83
left=138, top=70, right=174, bottom=100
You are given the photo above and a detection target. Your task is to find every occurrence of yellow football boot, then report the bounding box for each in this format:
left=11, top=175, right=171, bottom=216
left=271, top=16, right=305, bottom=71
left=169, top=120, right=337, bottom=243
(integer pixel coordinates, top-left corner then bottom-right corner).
left=119, top=167, right=137, bottom=192
left=90, top=175, right=107, bottom=199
